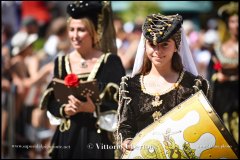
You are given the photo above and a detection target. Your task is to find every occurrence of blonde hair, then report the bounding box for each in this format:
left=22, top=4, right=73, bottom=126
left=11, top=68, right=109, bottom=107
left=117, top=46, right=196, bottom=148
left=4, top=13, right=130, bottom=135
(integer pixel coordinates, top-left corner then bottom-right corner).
left=67, top=17, right=101, bottom=49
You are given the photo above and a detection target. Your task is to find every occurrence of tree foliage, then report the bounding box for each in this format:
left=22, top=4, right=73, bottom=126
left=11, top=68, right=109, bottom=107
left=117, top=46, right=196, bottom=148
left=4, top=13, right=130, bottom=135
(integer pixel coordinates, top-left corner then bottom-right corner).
left=117, top=1, right=161, bottom=23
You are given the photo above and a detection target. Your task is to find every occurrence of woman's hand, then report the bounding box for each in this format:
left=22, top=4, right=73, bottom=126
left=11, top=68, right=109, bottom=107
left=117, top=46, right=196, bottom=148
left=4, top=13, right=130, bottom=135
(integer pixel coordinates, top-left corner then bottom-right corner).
left=216, top=72, right=228, bottom=83
left=121, top=138, right=133, bottom=153
left=64, top=103, right=78, bottom=117
left=67, top=94, right=96, bottom=114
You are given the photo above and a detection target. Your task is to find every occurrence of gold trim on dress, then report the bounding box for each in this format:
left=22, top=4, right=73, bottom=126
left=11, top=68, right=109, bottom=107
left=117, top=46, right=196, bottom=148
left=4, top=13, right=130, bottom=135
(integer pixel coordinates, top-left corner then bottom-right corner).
left=115, top=75, right=132, bottom=147
left=214, top=42, right=238, bottom=65
left=104, top=52, right=111, bottom=63
left=122, top=91, right=239, bottom=159
left=48, top=143, right=55, bottom=154
left=202, top=77, right=210, bottom=98
left=140, top=71, right=184, bottom=108
left=87, top=53, right=107, bottom=81
left=140, top=71, right=184, bottom=96
left=39, top=87, right=54, bottom=109
left=223, top=112, right=239, bottom=143
left=65, top=54, right=71, bottom=74
left=77, top=73, right=90, bottom=79
left=99, top=82, right=120, bottom=103
left=193, top=78, right=202, bottom=92
left=65, top=53, right=107, bottom=81
left=59, top=118, right=71, bottom=132
left=58, top=55, right=63, bottom=78
left=140, top=71, right=184, bottom=121
left=59, top=104, right=69, bottom=118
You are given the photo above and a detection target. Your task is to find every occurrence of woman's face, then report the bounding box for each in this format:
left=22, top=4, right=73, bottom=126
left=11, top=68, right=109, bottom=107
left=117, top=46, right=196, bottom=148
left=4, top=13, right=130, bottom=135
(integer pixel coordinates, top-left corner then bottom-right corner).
left=146, top=38, right=176, bottom=68
left=68, top=18, right=93, bottom=50
left=228, top=14, right=238, bottom=37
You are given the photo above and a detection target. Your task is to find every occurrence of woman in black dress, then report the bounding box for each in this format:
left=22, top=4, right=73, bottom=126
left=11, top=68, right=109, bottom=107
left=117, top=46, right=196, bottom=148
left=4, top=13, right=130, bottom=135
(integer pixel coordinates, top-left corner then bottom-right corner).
left=210, top=2, right=238, bottom=143
left=40, top=1, right=125, bottom=158
left=115, top=13, right=211, bottom=153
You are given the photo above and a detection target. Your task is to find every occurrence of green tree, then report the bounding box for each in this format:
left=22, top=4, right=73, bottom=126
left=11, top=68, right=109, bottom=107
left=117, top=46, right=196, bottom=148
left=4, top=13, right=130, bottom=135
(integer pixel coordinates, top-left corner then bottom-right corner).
left=118, top=1, right=161, bottom=23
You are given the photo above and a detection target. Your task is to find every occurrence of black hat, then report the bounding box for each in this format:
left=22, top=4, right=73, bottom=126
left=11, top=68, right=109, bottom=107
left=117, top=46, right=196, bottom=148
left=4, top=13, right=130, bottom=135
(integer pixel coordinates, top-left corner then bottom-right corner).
left=66, top=1, right=117, bottom=54
left=142, top=13, right=183, bottom=45
left=67, top=1, right=103, bottom=29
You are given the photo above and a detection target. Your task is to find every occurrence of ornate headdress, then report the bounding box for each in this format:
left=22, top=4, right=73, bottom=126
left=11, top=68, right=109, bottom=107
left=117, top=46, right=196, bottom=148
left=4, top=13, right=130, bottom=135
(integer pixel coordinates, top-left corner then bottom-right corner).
left=132, top=13, right=198, bottom=77
left=66, top=1, right=117, bottom=54
left=218, top=1, right=238, bottom=20
left=143, top=13, right=182, bottom=46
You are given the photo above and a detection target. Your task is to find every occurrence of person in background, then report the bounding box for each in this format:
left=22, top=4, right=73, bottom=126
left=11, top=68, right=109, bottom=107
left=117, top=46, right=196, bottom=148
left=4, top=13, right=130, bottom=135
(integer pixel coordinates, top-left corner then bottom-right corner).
left=21, top=1, right=52, bottom=39
left=40, top=1, right=125, bottom=159
left=115, top=13, right=211, bottom=155
left=114, top=16, right=142, bottom=75
left=210, top=1, right=238, bottom=143
left=20, top=16, right=39, bottom=35
left=1, top=26, right=12, bottom=157
left=9, top=31, right=53, bottom=158
left=43, top=17, right=71, bottom=62
left=1, top=1, right=21, bottom=34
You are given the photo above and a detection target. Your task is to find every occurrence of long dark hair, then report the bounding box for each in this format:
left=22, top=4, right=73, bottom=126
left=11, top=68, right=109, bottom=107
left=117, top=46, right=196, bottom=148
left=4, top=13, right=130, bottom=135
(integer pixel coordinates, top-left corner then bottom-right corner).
left=140, top=51, right=152, bottom=75
left=171, top=52, right=183, bottom=72
left=140, top=39, right=183, bottom=75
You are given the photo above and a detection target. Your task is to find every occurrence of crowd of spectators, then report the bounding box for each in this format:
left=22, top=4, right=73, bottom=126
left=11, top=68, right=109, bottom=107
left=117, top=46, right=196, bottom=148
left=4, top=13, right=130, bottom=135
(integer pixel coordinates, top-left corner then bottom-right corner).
left=1, top=1, right=238, bottom=158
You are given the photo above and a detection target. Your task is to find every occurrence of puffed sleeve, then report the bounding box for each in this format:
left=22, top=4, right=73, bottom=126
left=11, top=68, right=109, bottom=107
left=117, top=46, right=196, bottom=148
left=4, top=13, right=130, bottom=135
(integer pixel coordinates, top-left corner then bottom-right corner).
left=39, top=55, right=67, bottom=119
left=194, top=75, right=212, bottom=101
left=115, top=76, right=137, bottom=143
left=98, top=54, right=126, bottom=112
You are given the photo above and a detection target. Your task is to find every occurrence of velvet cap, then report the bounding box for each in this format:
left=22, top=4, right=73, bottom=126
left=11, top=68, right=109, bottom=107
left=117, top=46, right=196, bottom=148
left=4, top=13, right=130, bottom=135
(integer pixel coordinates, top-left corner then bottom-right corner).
left=142, top=13, right=183, bottom=45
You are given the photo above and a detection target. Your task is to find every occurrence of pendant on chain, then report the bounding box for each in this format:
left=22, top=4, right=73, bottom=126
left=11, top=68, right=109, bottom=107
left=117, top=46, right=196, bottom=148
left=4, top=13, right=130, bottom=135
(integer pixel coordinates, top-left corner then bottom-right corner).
left=152, top=111, right=162, bottom=121
left=80, top=60, right=88, bottom=68
left=152, top=94, right=163, bottom=107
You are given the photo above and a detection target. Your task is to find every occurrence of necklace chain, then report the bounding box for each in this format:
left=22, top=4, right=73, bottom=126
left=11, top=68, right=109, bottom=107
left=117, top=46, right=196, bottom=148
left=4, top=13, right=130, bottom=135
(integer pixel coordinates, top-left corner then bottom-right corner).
left=75, top=51, right=89, bottom=68
left=140, top=71, right=184, bottom=121
left=140, top=71, right=184, bottom=96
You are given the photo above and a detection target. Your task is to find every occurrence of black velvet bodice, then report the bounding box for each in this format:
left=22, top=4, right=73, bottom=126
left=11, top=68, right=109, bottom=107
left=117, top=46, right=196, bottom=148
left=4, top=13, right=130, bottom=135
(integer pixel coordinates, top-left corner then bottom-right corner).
left=117, top=71, right=211, bottom=140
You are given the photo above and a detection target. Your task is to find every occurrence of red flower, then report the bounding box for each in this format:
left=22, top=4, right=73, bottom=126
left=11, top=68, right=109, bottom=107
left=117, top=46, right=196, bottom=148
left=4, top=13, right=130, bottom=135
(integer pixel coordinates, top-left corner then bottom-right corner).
left=64, top=74, right=79, bottom=87
left=213, top=61, right=222, bottom=71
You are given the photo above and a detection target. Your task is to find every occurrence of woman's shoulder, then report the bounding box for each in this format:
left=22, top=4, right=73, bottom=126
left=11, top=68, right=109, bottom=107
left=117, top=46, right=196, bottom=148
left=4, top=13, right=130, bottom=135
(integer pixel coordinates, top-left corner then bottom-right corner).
left=10, top=56, right=23, bottom=66
left=119, top=74, right=141, bottom=94
left=102, top=53, right=125, bottom=75
left=53, top=54, right=67, bottom=64
left=103, top=53, right=121, bottom=63
left=119, top=74, right=141, bottom=100
left=53, top=54, right=68, bottom=79
left=182, top=71, right=209, bottom=85
left=183, top=71, right=211, bottom=98
left=120, top=74, right=140, bottom=84
left=182, top=71, right=208, bottom=82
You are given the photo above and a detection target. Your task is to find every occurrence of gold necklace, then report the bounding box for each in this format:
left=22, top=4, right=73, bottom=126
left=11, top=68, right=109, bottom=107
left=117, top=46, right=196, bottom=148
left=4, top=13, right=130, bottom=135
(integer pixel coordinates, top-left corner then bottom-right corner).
left=151, top=93, right=163, bottom=107
left=140, top=71, right=185, bottom=121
